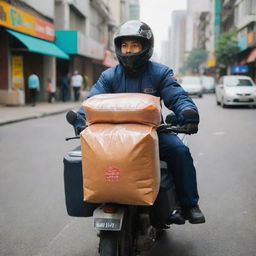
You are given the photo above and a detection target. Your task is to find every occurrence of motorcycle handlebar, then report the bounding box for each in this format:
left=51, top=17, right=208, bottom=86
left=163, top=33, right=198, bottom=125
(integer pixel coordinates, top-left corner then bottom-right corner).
left=65, top=109, right=188, bottom=141
left=66, top=124, right=187, bottom=141
left=156, top=124, right=190, bottom=134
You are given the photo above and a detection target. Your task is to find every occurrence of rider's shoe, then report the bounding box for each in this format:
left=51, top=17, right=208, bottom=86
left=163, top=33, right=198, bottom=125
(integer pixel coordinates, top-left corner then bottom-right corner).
left=166, top=208, right=186, bottom=225
left=183, top=205, right=205, bottom=224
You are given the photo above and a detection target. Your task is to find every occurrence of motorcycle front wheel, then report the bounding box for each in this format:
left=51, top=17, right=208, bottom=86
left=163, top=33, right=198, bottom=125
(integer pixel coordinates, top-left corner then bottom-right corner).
left=99, top=231, right=119, bottom=256
left=99, top=207, right=137, bottom=256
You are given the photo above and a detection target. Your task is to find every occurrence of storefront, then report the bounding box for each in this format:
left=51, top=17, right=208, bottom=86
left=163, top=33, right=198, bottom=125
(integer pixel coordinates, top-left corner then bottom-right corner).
left=0, top=1, right=69, bottom=105
left=238, top=47, right=256, bottom=83
left=55, top=30, right=117, bottom=89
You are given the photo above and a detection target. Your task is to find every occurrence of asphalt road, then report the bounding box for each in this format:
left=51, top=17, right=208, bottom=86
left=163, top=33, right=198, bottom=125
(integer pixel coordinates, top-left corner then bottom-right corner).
left=1, top=94, right=256, bottom=256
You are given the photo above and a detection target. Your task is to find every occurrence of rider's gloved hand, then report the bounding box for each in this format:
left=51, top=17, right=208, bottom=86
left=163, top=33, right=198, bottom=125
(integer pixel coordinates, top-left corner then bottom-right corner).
left=180, top=108, right=199, bottom=134
left=74, top=117, right=86, bottom=135
left=66, top=110, right=86, bottom=136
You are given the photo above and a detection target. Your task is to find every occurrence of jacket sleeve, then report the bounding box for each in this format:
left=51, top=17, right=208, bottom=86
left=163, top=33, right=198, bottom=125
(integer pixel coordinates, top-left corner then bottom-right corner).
left=86, top=72, right=113, bottom=98
left=159, top=67, right=199, bottom=124
left=75, top=72, right=112, bottom=129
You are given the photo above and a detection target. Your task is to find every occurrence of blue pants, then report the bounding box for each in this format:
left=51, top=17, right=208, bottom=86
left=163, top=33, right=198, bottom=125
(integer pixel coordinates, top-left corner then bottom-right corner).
left=158, top=132, right=199, bottom=208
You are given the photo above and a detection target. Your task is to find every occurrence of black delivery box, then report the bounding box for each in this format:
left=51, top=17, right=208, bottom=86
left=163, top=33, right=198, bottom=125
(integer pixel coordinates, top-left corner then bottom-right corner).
left=63, top=146, right=175, bottom=220
left=63, top=146, right=99, bottom=217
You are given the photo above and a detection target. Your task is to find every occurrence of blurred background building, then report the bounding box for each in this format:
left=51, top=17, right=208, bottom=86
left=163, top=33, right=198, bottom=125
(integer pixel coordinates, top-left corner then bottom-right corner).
left=0, top=0, right=255, bottom=105
left=163, top=0, right=256, bottom=82
left=0, top=0, right=139, bottom=105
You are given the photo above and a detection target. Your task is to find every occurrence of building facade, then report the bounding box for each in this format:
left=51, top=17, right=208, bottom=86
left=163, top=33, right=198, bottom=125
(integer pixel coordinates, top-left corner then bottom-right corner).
left=185, top=0, right=211, bottom=55
left=0, top=0, right=132, bottom=105
left=235, top=0, right=256, bottom=81
left=168, top=10, right=186, bottom=74
left=54, top=0, right=119, bottom=95
left=0, top=0, right=68, bottom=105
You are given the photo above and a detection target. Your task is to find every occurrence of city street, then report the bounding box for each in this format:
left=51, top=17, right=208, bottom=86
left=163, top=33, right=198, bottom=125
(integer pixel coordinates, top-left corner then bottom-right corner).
left=1, top=94, right=256, bottom=256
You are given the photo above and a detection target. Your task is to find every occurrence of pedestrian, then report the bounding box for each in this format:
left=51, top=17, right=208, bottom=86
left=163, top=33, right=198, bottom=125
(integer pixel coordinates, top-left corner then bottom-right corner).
left=46, top=78, right=56, bottom=103
left=28, top=72, right=40, bottom=106
left=61, top=73, right=70, bottom=102
left=71, top=70, right=83, bottom=101
left=72, top=20, right=205, bottom=225
left=83, top=74, right=89, bottom=90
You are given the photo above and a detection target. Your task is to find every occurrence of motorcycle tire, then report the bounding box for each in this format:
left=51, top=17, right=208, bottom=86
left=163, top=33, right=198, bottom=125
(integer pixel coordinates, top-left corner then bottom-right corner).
left=99, top=231, right=119, bottom=256
left=99, top=209, right=136, bottom=256
left=119, top=212, right=136, bottom=256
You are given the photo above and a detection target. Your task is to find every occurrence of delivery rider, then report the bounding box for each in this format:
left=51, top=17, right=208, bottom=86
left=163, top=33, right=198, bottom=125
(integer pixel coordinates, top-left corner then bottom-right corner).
left=73, top=20, right=205, bottom=225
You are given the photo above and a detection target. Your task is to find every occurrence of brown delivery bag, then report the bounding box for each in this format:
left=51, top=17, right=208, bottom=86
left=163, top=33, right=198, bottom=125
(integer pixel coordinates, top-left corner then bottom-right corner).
left=80, top=123, right=160, bottom=205
left=83, top=93, right=161, bottom=126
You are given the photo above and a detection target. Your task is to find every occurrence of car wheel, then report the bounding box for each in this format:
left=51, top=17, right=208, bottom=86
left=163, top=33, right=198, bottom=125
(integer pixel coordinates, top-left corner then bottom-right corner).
left=216, top=98, right=220, bottom=105
left=198, top=94, right=203, bottom=98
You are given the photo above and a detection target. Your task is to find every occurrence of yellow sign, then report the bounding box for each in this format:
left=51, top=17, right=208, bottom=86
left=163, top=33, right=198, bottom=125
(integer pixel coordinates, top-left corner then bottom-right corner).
left=12, top=56, right=24, bottom=89
left=0, top=0, right=54, bottom=41
left=207, top=57, right=216, bottom=67
left=248, top=32, right=255, bottom=46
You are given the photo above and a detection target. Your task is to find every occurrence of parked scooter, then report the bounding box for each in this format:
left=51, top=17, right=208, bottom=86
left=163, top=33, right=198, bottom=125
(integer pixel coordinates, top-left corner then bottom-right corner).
left=64, top=110, right=189, bottom=256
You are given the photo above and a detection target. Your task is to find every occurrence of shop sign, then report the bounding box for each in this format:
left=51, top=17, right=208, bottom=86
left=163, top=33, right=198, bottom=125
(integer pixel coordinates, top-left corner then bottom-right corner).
left=0, top=1, right=54, bottom=41
left=231, top=65, right=248, bottom=74
left=207, top=57, right=216, bottom=67
left=12, top=56, right=24, bottom=89
left=248, top=32, right=255, bottom=46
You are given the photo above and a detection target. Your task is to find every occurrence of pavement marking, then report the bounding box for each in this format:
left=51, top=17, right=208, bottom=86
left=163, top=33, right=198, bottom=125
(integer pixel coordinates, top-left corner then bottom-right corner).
left=36, top=219, right=75, bottom=256
left=212, top=131, right=226, bottom=136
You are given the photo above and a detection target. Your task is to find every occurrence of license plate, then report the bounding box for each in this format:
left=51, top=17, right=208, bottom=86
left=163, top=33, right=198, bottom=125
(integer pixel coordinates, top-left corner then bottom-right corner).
left=94, top=218, right=121, bottom=231
left=238, top=97, right=250, bottom=102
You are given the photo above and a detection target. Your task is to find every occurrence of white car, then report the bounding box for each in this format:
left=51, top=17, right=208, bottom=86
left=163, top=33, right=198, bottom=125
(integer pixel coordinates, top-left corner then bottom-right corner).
left=180, top=76, right=203, bottom=98
left=201, top=76, right=216, bottom=93
left=216, top=75, right=256, bottom=107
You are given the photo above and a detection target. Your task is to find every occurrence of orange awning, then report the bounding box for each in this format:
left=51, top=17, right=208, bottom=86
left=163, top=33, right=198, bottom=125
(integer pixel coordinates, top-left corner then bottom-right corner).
left=100, top=50, right=118, bottom=67
left=247, top=48, right=256, bottom=63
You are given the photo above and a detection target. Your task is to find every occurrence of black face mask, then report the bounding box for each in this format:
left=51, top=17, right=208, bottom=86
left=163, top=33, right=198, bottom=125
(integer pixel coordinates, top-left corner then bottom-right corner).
left=115, top=42, right=152, bottom=75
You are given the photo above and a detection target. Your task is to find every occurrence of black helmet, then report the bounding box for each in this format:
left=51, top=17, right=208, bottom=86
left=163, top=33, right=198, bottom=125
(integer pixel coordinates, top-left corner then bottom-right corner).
left=114, top=20, right=154, bottom=74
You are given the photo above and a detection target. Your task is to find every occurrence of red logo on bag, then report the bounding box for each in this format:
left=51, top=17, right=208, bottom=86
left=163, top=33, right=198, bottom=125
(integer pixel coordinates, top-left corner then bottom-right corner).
left=105, top=167, right=121, bottom=182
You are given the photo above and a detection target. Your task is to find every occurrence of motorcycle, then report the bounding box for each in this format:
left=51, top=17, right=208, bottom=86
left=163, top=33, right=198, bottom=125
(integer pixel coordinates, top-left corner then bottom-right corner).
left=64, top=110, right=189, bottom=256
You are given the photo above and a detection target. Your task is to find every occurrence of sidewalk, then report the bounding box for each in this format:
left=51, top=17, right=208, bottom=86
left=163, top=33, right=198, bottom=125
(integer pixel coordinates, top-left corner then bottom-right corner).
left=0, top=101, right=81, bottom=126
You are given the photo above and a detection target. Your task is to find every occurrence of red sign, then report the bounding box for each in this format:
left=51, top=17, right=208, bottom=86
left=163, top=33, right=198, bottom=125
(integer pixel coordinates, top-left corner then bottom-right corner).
left=105, top=167, right=121, bottom=182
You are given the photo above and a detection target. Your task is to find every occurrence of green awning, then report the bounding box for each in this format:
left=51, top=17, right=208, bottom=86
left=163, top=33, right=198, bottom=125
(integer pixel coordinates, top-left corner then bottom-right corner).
left=6, top=29, right=69, bottom=59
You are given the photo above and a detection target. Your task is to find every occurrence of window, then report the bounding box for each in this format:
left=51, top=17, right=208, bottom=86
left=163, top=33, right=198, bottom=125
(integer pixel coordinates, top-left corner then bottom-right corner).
left=225, top=78, right=254, bottom=86
left=249, top=0, right=256, bottom=14
left=69, top=7, right=86, bottom=34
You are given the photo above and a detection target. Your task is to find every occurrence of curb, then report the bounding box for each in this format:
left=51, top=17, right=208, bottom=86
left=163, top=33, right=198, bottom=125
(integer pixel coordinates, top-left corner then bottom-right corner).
left=0, top=107, right=75, bottom=126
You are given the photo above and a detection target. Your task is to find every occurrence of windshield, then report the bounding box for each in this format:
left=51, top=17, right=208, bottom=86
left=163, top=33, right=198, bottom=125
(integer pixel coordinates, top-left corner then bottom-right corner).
left=224, top=78, right=254, bottom=87
left=182, top=77, right=201, bottom=85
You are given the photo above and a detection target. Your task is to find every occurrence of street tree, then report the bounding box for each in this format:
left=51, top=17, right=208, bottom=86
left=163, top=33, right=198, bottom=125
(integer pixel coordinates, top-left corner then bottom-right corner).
left=215, top=30, right=240, bottom=67
left=184, top=48, right=208, bottom=74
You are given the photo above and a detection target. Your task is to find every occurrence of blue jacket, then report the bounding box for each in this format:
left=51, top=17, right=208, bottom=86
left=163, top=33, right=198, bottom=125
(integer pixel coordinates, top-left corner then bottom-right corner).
left=76, top=61, right=199, bottom=128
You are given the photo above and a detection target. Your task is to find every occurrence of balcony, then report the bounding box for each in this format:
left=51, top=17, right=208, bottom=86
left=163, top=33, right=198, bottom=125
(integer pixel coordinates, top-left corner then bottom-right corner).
left=90, top=0, right=110, bottom=20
